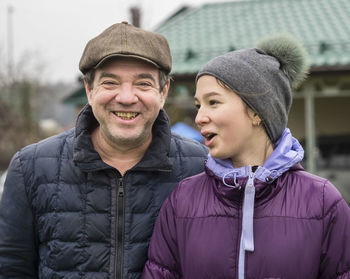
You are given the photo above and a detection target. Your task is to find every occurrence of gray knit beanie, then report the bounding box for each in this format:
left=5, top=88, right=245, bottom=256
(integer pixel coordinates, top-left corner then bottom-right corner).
left=196, top=34, right=309, bottom=143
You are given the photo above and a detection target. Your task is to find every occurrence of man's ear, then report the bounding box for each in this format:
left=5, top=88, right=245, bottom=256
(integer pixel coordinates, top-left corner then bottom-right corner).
left=160, top=80, right=170, bottom=108
left=84, top=80, right=93, bottom=105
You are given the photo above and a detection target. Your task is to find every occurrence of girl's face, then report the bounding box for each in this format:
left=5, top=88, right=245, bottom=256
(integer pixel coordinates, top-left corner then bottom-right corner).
left=195, top=75, right=261, bottom=165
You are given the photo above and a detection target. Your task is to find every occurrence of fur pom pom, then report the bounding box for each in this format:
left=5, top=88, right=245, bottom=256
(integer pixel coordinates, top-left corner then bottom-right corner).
left=257, top=34, right=310, bottom=88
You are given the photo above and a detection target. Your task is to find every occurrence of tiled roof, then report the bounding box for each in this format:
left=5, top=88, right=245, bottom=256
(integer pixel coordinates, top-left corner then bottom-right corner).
left=155, top=0, right=350, bottom=75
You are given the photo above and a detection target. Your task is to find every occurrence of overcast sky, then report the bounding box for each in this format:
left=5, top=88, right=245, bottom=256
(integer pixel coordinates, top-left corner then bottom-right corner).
left=0, top=0, right=229, bottom=84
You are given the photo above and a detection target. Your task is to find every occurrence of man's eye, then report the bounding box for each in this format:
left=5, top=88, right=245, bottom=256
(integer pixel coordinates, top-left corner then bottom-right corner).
left=137, top=82, right=152, bottom=87
left=102, top=81, right=117, bottom=85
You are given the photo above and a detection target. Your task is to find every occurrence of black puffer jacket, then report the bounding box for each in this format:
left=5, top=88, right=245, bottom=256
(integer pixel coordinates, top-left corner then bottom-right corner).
left=0, top=105, right=208, bottom=279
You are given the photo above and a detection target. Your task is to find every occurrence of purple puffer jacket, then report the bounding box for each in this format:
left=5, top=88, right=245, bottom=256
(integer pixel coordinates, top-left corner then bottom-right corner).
left=142, top=129, right=350, bottom=279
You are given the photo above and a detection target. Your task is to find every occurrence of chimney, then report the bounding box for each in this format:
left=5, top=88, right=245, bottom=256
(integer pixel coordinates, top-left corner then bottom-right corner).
left=130, top=6, right=141, bottom=27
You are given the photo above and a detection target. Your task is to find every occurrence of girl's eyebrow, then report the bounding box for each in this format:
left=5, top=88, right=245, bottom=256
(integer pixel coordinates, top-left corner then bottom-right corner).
left=194, top=91, right=221, bottom=102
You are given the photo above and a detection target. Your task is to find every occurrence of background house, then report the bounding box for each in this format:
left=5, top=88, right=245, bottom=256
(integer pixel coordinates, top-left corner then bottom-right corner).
left=64, top=0, right=350, bottom=202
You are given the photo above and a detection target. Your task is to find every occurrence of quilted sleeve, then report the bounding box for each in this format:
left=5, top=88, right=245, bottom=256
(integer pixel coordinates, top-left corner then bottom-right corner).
left=0, top=152, right=38, bottom=278
left=142, top=194, right=182, bottom=279
left=319, top=181, right=350, bottom=279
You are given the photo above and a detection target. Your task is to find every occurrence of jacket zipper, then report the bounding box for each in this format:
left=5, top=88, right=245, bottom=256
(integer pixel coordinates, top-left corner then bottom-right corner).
left=116, top=177, right=124, bottom=278
left=238, top=167, right=256, bottom=279
left=238, top=197, right=245, bottom=279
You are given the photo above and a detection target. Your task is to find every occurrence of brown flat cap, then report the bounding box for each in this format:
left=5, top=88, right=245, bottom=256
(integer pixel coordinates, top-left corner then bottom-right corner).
left=79, top=21, right=172, bottom=74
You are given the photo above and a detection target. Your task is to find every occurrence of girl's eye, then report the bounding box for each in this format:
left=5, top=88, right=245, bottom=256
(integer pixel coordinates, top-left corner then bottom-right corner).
left=209, top=100, right=219, bottom=106
left=195, top=103, right=200, bottom=110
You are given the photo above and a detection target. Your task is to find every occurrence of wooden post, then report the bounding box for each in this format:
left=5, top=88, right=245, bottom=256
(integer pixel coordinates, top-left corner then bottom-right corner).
left=304, top=83, right=316, bottom=173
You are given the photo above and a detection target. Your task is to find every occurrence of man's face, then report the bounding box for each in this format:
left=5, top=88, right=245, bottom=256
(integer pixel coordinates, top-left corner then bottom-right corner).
left=85, top=58, right=169, bottom=150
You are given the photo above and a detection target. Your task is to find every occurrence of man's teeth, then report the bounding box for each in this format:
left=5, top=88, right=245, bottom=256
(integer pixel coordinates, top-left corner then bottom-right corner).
left=114, top=112, right=138, bottom=120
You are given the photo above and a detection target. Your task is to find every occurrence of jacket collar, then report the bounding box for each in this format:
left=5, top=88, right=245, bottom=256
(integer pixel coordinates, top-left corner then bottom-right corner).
left=205, top=128, right=305, bottom=206
left=206, top=128, right=304, bottom=186
left=73, top=104, right=172, bottom=173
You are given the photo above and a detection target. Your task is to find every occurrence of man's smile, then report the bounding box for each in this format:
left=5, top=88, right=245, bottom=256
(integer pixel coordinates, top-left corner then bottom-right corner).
left=113, top=111, right=139, bottom=120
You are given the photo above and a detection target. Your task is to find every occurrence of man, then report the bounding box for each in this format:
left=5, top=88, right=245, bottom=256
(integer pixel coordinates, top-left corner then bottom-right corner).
left=0, top=22, right=207, bottom=278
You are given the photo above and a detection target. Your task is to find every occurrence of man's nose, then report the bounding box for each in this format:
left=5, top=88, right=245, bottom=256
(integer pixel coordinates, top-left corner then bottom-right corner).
left=115, top=84, right=138, bottom=105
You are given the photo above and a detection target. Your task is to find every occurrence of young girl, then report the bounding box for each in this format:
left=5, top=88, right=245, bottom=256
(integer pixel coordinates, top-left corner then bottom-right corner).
left=142, top=35, right=350, bottom=279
